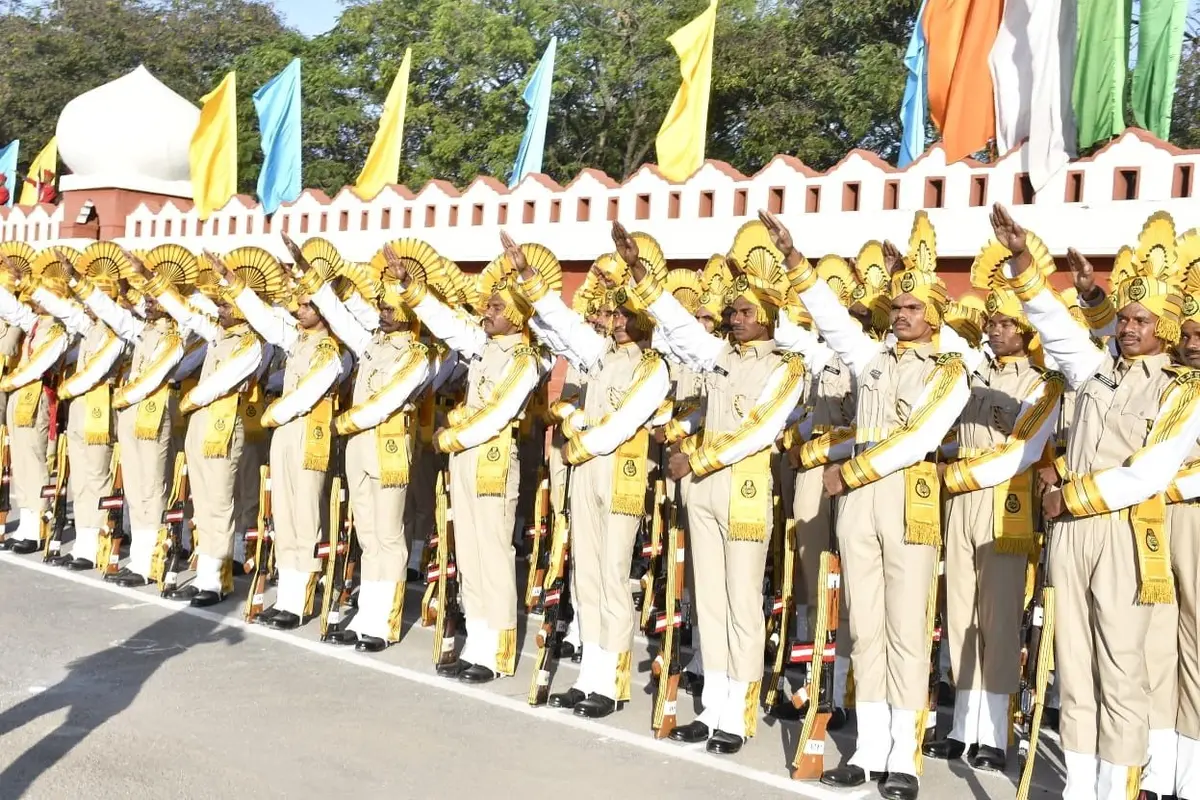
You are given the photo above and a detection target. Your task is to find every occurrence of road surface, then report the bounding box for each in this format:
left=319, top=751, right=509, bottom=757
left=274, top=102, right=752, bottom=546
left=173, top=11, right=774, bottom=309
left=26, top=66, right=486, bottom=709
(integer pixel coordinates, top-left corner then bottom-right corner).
left=0, top=552, right=1064, bottom=799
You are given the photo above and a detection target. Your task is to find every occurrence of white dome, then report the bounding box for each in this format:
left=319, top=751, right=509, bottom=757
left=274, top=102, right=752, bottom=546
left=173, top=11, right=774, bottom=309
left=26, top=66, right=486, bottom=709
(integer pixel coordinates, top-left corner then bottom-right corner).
left=57, top=65, right=199, bottom=186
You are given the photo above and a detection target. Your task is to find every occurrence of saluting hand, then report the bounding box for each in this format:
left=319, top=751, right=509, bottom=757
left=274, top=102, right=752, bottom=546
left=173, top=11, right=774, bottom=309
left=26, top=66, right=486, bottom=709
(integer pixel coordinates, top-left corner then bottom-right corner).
left=500, top=231, right=533, bottom=281
left=1066, top=248, right=1099, bottom=299
left=53, top=248, right=78, bottom=280
left=382, top=244, right=408, bottom=285
left=758, top=210, right=802, bottom=268
left=121, top=247, right=150, bottom=280
left=881, top=240, right=904, bottom=274
left=281, top=232, right=311, bottom=276
left=989, top=203, right=1027, bottom=255
left=611, top=222, right=644, bottom=281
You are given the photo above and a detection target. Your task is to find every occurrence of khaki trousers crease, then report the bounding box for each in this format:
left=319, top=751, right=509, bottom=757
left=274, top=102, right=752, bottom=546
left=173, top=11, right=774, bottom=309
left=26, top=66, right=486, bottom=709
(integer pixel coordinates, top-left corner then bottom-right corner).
left=449, top=441, right=520, bottom=632
left=269, top=418, right=326, bottom=574
left=116, top=399, right=176, bottom=531
left=943, top=487, right=1027, bottom=693
left=7, top=389, right=50, bottom=514
left=1051, top=514, right=1153, bottom=765
left=64, top=398, right=114, bottom=530
left=687, top=466, right=772, bottom=683
left=184, top=407, right=244, bottom=560
left=837, top=471, right=938, bottom=711
left=1172, top=503, right=1200, bottom=740
left=569, top=454, right=640, bottom=653
left=346, top=431, right=408, bottom=583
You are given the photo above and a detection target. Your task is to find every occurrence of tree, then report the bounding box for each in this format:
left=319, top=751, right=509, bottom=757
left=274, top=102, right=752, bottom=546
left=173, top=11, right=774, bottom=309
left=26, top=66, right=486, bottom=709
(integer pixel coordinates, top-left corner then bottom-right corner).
left=0, top=0, right=291, bottom=190
left=1169, top=8, right=1200, bottom=149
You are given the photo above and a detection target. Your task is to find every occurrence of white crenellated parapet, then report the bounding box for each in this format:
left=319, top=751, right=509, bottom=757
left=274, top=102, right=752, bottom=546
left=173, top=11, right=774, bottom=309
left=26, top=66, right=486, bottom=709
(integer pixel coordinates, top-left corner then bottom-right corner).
left=0, top=204, right=66, bottom=245
left=2, top=128, right=1199, bottom=261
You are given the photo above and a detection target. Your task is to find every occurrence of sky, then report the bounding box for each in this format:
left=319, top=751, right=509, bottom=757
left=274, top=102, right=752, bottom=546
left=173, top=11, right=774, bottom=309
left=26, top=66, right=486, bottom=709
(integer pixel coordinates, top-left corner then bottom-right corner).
left=274, top=0, right=343, bottom=37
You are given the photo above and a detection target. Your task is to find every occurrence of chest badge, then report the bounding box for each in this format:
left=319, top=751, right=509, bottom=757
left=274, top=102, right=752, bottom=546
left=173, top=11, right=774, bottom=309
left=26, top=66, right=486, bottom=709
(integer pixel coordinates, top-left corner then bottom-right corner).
left=622, top=459, right=638, bottom=477
left=740, top=479, right=757, bottom=498
left=733, top=394, right=748, bottom=418
left=1146, top=529, right=1160, bottom=552
left=915, top=478, right=931, bottom=499
left=486, top=445, right=501, bottom=462
left=1004, top=493, right=1021, bottom=514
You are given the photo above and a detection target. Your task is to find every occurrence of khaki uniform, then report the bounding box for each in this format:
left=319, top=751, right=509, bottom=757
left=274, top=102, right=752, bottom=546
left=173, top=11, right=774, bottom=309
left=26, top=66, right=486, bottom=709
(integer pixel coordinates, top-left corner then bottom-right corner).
left=561, top=342, right=669, bottom=701
left=683, top=340, right=806, bottom=739
left=1006, top=261, right=1200, bottom=799
left=0, top=322, right=24, bottom=424
left=343, top=330, right=430, bottom=640
left=445, top=333, right=542, bottom=674
left=181, top=323, right=263, bottom=593
left=940, top=357, right=1062, bottom=750
left=793, top=351, right=856, bottom=705
left=58, top=319, right=122, bottom=562
left=3, top=314, right=66, bottom=541
left=1173, top=484, right=1200, bottom=798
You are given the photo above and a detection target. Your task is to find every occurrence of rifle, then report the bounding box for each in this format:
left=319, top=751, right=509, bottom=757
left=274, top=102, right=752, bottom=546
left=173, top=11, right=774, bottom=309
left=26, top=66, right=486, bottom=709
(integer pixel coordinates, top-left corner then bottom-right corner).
left=650, top=482, right=686, bottom=738
left=790, top=493, right=842, bottom=780
left=0, top=425, right=11, bottom=543
left=40, top=434, right=70, bottom=562
left=637, top=474, right=668, bottom=632
left=764, top=516, right=798, bottom=711
left=243, top=465, right=273, bottom=622
left=528, top=466, right=573, bottom=706
left=1016, top=529, right=1055, bottom=800
left=96, top=445, right=125, bottom=575
left=154, top=452, right=189, bottom=595
left=523, top=472, right=551, bottom=613
left=423, top=468, right=460, bottom=667
left=315, top=477, right=355, bottom=640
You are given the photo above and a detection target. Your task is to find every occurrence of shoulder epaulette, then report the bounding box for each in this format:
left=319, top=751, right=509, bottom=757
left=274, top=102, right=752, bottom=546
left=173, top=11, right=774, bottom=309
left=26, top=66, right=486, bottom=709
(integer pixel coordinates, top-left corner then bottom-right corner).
left=1165, top=365, right=1200, bottom=383
left=409, top=340, right=430, bottom=357
left=513, top=344, right=541, bottom=360
left=640, top=348, right=662, bottom=364
left=315, top=336, right=340, bottom=355
left=1042, top=369, right=1066, bottom=385
left=934, top=352, right=965, bottom=367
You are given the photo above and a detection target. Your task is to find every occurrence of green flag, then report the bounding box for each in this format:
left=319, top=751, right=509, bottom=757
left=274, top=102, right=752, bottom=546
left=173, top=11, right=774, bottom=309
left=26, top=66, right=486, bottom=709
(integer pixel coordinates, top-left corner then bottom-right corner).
left=1131, top=0, right=1188, bottom=139
left=1074, top=0, right=1132, bottom=150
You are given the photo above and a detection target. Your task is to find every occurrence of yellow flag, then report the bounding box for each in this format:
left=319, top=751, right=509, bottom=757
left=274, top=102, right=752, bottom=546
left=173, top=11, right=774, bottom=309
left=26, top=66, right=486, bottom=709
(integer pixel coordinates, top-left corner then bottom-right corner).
left=355, top=48, right=413, bottom=200
left=18, top=137, right=57, bottom=206
left=655, top=1, right=718, bottom=182
left=189, top=72, right=238, bottom=221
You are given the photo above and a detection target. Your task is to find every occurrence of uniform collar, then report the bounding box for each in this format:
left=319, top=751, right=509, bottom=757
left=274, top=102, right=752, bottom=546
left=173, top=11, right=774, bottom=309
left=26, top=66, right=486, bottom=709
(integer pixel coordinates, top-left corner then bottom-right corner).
left=732, top=338, right=775, bottom=358
left=889, top=339, right=936, bottom=361
left=490, top=332, right=526, bottom=352
left=992, top=354, right=1029, bottom=373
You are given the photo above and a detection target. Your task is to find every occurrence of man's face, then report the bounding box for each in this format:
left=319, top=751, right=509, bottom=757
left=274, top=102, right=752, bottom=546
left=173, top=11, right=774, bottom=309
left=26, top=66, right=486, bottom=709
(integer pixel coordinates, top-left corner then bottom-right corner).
left=695, top=308, right=717, bottom=334
left=729, top=297, right=769, bottom=344
left=586, top=311, right=607, bottom=335
left=482, top=294, right=519, bottom=337
left=611, top=307, right=634, bottom=345
left=1116, top=302, right=1163, bottom=357
left=378, top=303, right=404, bottom=333
left=848, top=303, right=873, bottom=332
left=890, top=293, right=934, bottom=342
left=985, top=313, right=1028, bottom=358
left=1179, top=320, right=1200, bottom=367
left=142, top=293, right=166, bottom=321
left=295, top=298, right=322, bottom=330
left=216, top=300, right=237, bottom=328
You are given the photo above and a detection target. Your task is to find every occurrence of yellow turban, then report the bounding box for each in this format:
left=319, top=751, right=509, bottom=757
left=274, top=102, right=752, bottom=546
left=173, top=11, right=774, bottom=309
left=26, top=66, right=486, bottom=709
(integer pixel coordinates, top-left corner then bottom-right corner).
left=890, top=212, right=948, bottom=327
left=728, top=221, right=790, bottom=325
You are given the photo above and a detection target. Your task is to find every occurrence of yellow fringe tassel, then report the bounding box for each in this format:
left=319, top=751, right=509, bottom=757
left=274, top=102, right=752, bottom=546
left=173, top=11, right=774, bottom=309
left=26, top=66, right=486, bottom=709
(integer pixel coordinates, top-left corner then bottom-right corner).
left=302, top=397, right=333, bottom=472
left=616, top=651, right=632, bottom=702
left=495, top=628, right=517, bottom=676
left=387, top=582, right=406, bottom=643
left=744, top=680, right=761, bottom=739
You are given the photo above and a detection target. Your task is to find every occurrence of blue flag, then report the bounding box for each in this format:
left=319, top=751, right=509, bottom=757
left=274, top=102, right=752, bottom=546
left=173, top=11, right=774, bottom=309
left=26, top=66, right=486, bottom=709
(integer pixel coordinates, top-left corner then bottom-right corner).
left=898, top=0, right=929, bottom=167
left=0, top=140, right=17, bottom=207
left=510, top=37, right=557, bottom=187
left=253, top=59, right=302, bottom=215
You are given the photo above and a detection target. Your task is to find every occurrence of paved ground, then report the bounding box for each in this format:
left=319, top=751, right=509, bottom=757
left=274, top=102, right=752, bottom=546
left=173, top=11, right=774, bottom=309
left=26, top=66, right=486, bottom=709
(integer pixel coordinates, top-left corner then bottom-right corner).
left=0, top=551, right=1066, bottom=800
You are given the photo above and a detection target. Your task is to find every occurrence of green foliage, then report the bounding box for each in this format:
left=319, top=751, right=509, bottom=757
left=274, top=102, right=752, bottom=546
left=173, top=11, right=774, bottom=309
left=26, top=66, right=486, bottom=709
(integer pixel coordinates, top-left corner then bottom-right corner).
left=0, top=0, right=928, bottom=198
